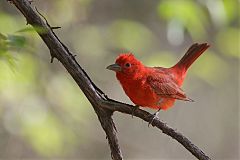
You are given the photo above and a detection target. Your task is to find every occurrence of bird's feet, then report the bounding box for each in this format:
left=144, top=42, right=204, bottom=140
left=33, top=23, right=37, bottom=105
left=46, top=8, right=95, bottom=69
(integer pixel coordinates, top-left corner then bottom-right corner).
left=148, top=109, right=161, bottom=127
left=131, top=105, right=139, bottom=118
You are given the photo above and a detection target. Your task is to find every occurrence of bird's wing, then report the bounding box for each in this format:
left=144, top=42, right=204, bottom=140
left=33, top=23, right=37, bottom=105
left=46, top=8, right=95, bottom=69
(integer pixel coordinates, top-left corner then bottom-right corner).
left=146, top=74, right=192, bottom=101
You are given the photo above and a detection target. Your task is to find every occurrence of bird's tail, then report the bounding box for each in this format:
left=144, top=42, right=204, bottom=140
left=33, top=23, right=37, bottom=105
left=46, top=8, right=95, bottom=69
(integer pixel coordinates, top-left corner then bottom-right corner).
left=174, top=43, right=210, bottom=71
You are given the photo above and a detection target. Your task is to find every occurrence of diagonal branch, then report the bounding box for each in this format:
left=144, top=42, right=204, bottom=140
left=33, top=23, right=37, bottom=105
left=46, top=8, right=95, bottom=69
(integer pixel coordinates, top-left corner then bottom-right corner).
left=9, top=0, right=122, bottom=159
left=7, top=0, right=211, bottom=160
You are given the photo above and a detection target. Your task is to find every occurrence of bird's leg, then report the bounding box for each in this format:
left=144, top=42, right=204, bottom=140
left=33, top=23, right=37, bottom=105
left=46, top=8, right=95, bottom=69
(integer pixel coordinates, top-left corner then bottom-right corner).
left=148, top=98, right=164, bottom=127
left=148, top=108, right=161, bottom=127
left=131, top=105, right=139, bottom=118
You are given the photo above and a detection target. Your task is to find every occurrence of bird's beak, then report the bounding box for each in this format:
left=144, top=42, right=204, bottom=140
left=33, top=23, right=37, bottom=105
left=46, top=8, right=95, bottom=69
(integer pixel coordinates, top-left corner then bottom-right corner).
left=106, top=63, right=122, bottom=72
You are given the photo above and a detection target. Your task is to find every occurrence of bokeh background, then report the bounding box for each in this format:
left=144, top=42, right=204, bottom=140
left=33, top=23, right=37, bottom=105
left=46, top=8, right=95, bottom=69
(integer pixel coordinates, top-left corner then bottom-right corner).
left=0, top=0, right=239, bottom=159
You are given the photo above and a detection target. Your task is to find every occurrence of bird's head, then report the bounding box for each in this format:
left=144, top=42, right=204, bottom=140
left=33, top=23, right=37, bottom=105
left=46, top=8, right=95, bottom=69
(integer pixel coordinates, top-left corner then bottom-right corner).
left=107, top=53, right=144, bottom=78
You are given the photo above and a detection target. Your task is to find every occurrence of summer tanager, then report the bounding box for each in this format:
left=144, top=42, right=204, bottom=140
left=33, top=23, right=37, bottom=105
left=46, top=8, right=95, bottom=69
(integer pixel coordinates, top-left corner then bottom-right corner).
left=107, top=43, right=209, bottom=121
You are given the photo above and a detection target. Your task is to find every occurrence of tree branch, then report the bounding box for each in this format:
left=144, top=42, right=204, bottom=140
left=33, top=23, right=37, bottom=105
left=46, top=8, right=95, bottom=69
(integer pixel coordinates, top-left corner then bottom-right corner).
left=7, top=0, right=211, bottom=160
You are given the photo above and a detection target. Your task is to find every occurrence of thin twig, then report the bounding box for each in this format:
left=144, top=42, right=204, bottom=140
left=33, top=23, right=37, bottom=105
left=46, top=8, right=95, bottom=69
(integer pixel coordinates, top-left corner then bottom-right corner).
left=7, top=0, right=211, bottom=160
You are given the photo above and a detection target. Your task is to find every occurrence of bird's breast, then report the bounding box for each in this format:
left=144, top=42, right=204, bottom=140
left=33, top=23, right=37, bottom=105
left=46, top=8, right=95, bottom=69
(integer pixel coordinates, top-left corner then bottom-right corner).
left=117, top=75, right=159, bottom=108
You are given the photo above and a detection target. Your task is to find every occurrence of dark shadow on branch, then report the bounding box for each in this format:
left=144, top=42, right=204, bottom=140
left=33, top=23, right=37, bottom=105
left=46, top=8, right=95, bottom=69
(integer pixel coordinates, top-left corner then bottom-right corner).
left=7, top=0, right=211, bottom=160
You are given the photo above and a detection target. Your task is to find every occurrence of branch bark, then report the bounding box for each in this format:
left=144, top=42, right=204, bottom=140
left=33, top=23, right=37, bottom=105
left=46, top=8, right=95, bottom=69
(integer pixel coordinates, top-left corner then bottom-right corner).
left=7, top=0, right=211, bottom=160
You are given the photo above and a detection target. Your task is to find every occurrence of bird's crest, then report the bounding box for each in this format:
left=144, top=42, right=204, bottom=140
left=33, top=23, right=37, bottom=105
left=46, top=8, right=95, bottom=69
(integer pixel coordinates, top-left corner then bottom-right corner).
left=115, top=53, right=141, bottom=66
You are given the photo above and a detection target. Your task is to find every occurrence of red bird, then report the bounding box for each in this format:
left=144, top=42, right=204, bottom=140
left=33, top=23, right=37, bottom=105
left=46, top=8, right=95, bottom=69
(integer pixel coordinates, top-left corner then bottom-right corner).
left=107, top=43, right=209, bottom=122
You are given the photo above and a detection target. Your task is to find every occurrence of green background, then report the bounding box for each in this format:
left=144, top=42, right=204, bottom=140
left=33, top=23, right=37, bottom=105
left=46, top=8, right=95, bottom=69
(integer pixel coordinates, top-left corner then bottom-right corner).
left=0, top=0, right=239, bottom=159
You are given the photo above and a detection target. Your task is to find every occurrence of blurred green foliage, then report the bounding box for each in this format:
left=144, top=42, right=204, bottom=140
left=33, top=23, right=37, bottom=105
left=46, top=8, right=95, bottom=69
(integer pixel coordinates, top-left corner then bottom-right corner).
left=158, top=0, right=208, bottom=39
left=0, top=32, right=25, bottom=67
left=0, top=0, right=239, bottom=159
left=216, top=27, right=239, bottom=58
left=109, top=19, right=155, bottom=53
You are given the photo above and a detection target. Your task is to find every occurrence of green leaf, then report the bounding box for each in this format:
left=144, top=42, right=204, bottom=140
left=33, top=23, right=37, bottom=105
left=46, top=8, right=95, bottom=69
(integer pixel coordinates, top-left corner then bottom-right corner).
left=16, top=25, right=48, bottom=34
left=0, top=33, right=7, bottom=40
left=7, top=34, right=26, bottom=48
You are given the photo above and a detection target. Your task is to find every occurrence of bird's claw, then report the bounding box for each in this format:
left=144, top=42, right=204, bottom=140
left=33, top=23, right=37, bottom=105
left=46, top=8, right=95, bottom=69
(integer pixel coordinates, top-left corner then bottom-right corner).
left=147, top=109, right=161, bottom=127
left=131, top=105, right=139, bottom=118
left=148, top=113, right=157, bottom=127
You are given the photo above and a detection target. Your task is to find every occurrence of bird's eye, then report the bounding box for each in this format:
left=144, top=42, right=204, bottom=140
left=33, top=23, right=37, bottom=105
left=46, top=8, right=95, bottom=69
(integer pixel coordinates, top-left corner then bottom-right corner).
left=125, top=63, right=131, bottom=68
